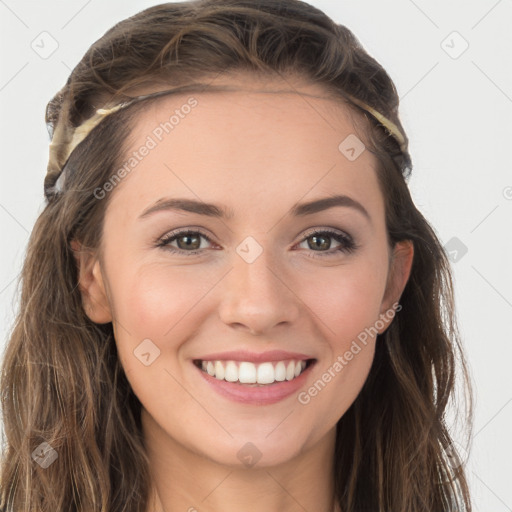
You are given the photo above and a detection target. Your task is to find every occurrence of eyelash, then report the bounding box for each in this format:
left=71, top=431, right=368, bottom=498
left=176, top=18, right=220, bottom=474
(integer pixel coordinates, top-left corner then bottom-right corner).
left=156, top=227, right=359, bottom=258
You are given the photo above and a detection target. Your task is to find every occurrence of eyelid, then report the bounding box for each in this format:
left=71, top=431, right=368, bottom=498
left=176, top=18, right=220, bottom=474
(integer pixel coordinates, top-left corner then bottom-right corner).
left=158, top=226, right=215, bottom=242
left=156, top=227, right=217, bottom=252
left=156, top=225, right=358, bottom=256
left=294, top=226, right=358, bottom=254
left=298, top=225, right=350, bottom=240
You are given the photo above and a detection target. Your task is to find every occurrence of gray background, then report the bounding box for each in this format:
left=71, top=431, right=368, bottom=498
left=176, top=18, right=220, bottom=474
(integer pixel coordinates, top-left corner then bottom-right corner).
left=1, top=0, right=511, bottom=509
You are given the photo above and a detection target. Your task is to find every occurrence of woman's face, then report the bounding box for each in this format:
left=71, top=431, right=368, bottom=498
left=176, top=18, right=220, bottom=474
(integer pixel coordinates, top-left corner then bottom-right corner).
left=79, top=75, right=413, bottom=468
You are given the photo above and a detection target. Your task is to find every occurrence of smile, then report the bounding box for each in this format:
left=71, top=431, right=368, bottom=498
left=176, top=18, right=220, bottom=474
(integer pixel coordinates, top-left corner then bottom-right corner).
left=194, top=359, right=313, bottom=385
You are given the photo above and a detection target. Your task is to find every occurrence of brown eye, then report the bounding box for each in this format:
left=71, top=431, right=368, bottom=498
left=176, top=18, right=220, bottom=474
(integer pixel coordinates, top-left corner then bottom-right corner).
left=176, top=233, right=201, bottom=250
left=297, top=229, right=358, bottom=257
left=307, top=233, right=332, bottom=251
left=157, top=230, right=213, bottom=254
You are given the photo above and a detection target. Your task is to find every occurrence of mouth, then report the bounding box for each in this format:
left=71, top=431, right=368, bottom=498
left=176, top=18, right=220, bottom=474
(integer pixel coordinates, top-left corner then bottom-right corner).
left=193, top=358, right=316, bottom=386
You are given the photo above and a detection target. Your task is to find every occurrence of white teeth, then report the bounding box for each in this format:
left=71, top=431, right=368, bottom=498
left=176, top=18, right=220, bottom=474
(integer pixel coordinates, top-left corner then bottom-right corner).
left=257, top=362, right=275, bottom=384
left=198, top=359, right=309, bottom=385
left=285, top=361, right=295, bottom=381
left=239, top=362, right=256, bottom=383
left=225, top=361, right=238, bottom=382
left=274, top=361, right=286, bottom=381
left=214, top=361, right=225, bottom=380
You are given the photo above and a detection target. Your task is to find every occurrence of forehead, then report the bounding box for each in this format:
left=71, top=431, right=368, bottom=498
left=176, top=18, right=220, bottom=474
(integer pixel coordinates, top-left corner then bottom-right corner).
left=107, top=76, right=384, bottom=226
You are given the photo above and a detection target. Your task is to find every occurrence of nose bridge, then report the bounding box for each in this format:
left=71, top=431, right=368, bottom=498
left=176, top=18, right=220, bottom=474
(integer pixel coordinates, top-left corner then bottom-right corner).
left=217, top=236, right=299, bottom=333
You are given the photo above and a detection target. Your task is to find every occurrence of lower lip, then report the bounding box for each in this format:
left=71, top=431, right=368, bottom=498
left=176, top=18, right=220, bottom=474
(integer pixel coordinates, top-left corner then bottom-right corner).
left=194, top=361, right=315, bottom=405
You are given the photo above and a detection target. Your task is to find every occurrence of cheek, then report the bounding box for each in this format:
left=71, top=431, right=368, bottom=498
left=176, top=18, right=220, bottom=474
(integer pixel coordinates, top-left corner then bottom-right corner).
left=291, top=254, right=387, bottom=416
left=295, top=267, right=383, bottom=420
left=299, top=341, right=375, bottom=432
left=297, top=254, right=389, bottom=346
left=115, top=261, right=219, bottom=326
left=108, top=261, right=222, bottom=363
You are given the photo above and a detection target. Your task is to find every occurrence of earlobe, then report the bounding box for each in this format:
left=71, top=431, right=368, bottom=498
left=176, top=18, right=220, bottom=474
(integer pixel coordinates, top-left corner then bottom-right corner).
left=71, top=240, right=113, bottom=324
left=378, top=240, right=414, bottom=331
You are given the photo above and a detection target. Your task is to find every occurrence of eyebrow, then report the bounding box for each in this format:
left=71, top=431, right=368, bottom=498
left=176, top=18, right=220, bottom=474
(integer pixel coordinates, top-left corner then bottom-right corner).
left=139, top=194, right=371, bottom=222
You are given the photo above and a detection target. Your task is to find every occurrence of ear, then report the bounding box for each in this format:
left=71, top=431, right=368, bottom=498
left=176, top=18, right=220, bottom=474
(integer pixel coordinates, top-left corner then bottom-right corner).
left=71, top=240, right=113, bottom=324
left=378, top=240, right=414, bottom=333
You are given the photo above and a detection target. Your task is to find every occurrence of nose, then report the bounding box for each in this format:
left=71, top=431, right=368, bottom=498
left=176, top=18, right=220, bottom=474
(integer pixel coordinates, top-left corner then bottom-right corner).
left=217, top=246, right=301, bottom=335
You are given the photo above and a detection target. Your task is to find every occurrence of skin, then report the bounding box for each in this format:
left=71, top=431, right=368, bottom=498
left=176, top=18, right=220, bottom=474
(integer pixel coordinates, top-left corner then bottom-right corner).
left=74, top=73, right=414, bottom=512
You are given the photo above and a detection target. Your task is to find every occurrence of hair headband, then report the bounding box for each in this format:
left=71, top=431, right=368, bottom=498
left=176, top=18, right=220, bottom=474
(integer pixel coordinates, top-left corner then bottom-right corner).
left=45, top=87, right=407, bottom=197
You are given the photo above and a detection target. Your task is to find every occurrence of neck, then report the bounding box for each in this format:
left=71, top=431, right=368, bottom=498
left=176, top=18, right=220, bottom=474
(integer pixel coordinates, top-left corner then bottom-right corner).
left=142, top=409, right=338, bottom=512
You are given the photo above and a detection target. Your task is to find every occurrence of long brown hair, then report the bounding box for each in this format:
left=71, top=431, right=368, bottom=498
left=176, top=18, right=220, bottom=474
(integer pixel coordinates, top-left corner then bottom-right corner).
left=0, top=0, right=472, bottom=510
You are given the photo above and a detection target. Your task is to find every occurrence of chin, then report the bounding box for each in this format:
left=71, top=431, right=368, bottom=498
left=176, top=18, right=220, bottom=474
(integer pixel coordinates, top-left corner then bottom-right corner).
left=202, top=435, right=308, bottom=469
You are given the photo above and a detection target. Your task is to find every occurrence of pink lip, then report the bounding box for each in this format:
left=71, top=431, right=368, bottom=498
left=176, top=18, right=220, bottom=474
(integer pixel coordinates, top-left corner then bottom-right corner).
left=194, top=360, right=315, bottom=405
left=194, top=349, right=312, bottom=363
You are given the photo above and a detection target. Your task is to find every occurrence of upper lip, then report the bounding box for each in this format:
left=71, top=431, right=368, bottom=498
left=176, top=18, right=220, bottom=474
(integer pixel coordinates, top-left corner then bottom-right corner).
left=194, top=350, right=314, bottom=363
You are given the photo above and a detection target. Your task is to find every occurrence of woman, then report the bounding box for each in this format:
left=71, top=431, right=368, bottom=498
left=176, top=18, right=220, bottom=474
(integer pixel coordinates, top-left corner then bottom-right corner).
left=0, top=0, right=472, bottom=510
